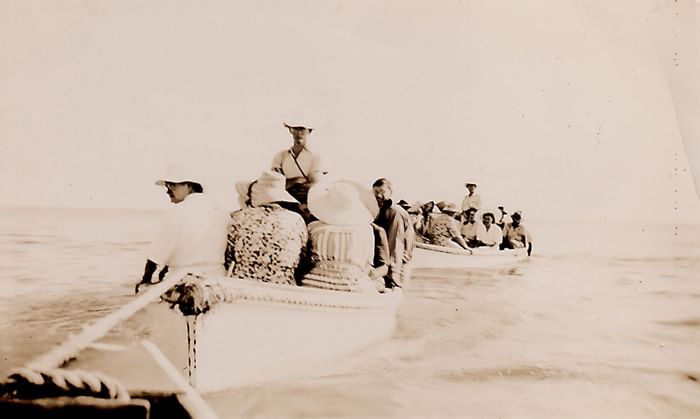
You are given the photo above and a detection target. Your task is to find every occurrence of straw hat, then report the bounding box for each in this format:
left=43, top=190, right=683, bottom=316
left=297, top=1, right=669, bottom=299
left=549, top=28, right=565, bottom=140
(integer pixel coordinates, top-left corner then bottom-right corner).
left=155, top=162, right=204, bottom=189
left=422, top=201, right=441, bottom=213
left=307, top=181, right=372, bottom=226
left=236, top=170, right=298, bottom=208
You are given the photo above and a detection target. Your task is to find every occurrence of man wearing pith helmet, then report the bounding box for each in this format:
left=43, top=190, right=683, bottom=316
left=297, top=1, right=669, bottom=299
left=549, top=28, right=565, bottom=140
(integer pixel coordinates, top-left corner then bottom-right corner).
left=271, top=119, right=326, bottom=205
left=135, top=162, right=229, bottom=293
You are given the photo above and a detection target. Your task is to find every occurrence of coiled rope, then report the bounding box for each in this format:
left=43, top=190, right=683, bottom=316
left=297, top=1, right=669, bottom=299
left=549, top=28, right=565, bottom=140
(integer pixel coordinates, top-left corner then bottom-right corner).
left=0, top=367, right=129, bottom=401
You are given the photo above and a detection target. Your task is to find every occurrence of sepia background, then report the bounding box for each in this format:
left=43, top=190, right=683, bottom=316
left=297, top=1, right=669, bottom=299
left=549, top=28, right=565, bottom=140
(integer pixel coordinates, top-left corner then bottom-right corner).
left=1, top=0, right=699, bottom=222
left=1, top=1, right=700, bottom=418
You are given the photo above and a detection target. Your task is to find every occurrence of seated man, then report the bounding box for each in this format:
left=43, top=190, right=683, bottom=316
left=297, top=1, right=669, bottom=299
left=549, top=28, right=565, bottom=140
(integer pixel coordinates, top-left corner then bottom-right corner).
left=135, top=163, right=230, bottom=293
left=460, top=207, right=479, bottom=248
left=372, top=178, right=416, bottom=288
left=271, top=121, right=325, bottom=205
left=476, top=209, right=503, bottom=248
left=496, top=205, right=510, bottom=229
left=502, top=211, right=532, bottom=255
left=370, top=223, right=393, bottom=292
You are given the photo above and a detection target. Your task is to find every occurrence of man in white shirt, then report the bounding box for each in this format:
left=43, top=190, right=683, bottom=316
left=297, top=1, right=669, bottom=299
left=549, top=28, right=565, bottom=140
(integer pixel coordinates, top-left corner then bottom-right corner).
left=135, top=164, right=229, bottom=293
left=461, top=182, right=481, bottom=211
left=476, top=209, right=503, bottom=248
left=271, top=122, right=325, bottom=204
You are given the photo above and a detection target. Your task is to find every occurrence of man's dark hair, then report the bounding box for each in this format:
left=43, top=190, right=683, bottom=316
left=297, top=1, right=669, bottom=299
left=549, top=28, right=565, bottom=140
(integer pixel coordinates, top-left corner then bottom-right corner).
left=372, top=178, right=392, bottom=189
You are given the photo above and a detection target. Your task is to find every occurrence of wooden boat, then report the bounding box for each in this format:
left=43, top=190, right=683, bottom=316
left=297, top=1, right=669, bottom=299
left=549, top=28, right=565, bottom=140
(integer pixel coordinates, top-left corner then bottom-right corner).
left=144, top=276, right=404, bottom=393
left=411, top=242, right=528, bottom=269
left=0, top=271, right=403, bottom=417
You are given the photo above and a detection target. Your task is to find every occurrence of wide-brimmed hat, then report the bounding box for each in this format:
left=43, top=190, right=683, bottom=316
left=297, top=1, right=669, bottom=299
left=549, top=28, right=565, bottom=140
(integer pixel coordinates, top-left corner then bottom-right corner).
left=407, top=201, right=423, bottom=214
left=465, top=181, right=478, bottom=187
left=335, top=180, right=379, bottom=219
left=422, top=201, right=441, bottom=213
left=441, top=202, right=460, bottom=214
left=476, top=207, right=499, bottom=222
left=397, top=199, right=411, bottom=210
left=236, top=170, right=298, bottom=208
left=155, top=162, right=204, bottom=190
left=307, top=181, right=372, bottom=226
left=283, top=122, right=313, bottom=132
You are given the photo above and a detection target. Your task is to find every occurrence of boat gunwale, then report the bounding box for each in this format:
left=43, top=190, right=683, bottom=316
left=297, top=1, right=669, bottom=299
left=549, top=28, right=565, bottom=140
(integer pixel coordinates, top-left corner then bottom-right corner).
left=164, top=276, right=404, bottom=314
left=415, top=242, right=527, bottom=258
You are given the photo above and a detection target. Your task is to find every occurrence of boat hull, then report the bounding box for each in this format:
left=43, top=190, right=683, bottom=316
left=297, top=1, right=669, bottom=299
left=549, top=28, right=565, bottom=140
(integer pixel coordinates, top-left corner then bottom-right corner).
left=411, top=242, right=528, bottom=269
left=143, top=278, right=403, bottom=393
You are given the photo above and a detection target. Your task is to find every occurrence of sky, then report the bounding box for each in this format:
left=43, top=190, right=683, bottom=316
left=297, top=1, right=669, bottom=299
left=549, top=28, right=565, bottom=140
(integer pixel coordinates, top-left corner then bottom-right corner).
left=1, top=0, right=700, bottom=223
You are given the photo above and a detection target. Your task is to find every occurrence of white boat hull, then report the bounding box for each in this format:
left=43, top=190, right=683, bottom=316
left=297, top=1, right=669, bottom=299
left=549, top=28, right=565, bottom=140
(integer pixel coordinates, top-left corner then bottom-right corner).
left=143, top=278, right=403, bottom=393
left=411, top=242, right=528, bottom=269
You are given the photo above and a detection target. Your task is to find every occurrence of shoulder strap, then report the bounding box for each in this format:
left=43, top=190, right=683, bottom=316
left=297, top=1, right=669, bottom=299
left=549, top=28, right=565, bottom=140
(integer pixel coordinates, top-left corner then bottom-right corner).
left=289, top=149, right=309, bottom=181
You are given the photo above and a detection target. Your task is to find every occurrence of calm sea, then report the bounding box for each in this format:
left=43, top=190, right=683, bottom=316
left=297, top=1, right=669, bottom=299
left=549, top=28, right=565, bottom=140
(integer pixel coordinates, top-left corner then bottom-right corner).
left=1, top=206, right=699, bottom=418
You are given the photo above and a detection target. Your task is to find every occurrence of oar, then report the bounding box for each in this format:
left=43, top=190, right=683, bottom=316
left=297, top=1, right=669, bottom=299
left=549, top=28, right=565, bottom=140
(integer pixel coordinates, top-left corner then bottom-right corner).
left=26, top=270, right=190, bottom=371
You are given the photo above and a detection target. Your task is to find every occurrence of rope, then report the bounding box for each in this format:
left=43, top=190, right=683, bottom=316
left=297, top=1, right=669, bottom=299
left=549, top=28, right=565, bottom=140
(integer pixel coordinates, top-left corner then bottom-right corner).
left=0, top=367, right=129, bottom=401
left=25, top=270, right=190, bottom=371
left=161, top=275, right=227, bottom=316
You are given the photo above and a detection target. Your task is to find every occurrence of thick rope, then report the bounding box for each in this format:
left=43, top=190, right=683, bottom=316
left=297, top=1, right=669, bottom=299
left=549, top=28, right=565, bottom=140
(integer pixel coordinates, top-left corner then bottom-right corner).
left=26, top=270, right=190, bottom=371
left=162, top=275, right=226, bottom=316
left=0, top=367, right=129, bottom=401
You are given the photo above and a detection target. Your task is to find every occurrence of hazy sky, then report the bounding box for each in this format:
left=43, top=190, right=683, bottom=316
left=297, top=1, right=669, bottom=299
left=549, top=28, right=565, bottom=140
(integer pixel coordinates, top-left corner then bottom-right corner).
left=2, top=0, right=699, bottom=223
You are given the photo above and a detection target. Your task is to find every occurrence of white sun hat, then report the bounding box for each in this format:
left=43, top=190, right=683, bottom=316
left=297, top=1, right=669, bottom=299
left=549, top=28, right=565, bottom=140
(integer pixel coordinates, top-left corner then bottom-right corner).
left=236, top=170, right=298, bottom=208
left=155, top=162, right=204, bottom=189
left=307, top=181, right=373, bottom=226
left=282, top=109, right=314, bottom=131
left=335, top=180, right=379, bottom=219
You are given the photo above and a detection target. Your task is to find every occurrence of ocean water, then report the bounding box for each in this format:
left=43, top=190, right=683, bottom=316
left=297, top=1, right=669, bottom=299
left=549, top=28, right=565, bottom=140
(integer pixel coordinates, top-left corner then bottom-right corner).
left=1, top=206, right=699, bottom=418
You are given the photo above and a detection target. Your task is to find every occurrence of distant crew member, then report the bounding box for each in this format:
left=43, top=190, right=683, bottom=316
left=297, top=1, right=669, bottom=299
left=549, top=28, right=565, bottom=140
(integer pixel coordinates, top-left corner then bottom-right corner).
left=461, top=181, right=481, bottom=211
left=496, top=205, right=510, bottom=229
left=502, top=210, right=532, bottom=255
left=475, top=208, right=503, bottom=248
left=460, top=207, right=479, bottom=248
left=424, top=202, right=470, bottom=250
